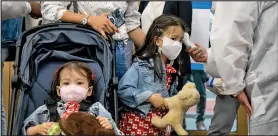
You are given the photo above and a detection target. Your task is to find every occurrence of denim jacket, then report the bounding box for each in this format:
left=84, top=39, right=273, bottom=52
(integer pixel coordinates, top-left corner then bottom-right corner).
left=118, top=57, right=178, bottom=117
left=22, top=102, right=123, bottom=135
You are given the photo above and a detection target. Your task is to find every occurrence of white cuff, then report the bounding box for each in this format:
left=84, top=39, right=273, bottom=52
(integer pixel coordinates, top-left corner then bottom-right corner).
left=204, top=48, right=221, bottom=78
left=57, top=9, right=68, bottom=22
left=26, top=2, right=32, bottom=15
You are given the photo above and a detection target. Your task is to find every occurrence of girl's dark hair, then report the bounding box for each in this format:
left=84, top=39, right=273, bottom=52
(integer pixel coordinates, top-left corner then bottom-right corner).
left=135, top=14, right=190, bottom=80
left=49, top=61, right=95, bottom=103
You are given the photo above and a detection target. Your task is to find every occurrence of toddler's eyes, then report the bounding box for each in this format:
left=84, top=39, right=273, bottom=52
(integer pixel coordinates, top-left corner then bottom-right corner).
left=62, top=82, right=69, bottom=85
left=77, top=82, right=84, bottom=85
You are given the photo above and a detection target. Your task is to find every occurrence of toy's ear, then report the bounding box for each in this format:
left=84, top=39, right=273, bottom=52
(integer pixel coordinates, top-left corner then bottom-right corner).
left=95, top=129, right=115, bottom=136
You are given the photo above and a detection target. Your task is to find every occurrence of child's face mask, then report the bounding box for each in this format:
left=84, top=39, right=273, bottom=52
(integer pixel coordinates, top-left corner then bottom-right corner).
left=159, top=37, right=182, bottom=60
left=58, top=85, right=91, bottom=103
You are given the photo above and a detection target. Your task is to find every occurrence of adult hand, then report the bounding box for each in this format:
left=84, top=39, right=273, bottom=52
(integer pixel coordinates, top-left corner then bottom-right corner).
left=147, top=93, right=167, bottom=110
left=186, top=44, right=208, bottom=63
left=36, top=122, right=55, bottom=135
left=87, top=14, right=119, bottom=39
left=236, top=91, right=253, bottom=117
left=96, top=116, right=113, bottom=130
left=28, top=2, right=42, bottom=19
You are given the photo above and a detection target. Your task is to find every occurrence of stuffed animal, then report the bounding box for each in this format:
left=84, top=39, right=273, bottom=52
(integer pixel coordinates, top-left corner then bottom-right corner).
left=47, top=112, right=115, bottom=136
left=151, top=82, right=200, bottom=135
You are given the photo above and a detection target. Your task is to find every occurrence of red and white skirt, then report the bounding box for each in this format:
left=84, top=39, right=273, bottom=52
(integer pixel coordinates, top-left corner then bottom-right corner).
left=120, top=109, right=167, bottom=135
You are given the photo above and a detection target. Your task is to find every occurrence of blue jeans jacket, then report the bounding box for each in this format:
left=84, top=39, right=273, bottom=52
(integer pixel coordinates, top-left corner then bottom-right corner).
left=118, top=57, right=178, bottom=117
left=22, top=102, right=123, bottom=135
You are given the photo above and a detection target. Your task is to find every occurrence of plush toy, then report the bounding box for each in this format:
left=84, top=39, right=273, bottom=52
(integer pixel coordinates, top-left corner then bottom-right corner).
left=151, top=82, right=200, bottom=135
left=47, top=112, right=115, bottom=136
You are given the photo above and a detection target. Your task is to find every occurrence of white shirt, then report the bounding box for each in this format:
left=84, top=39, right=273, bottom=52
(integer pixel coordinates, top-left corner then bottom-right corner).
left=1, top=2, right=31, bottom=20
left=41, top=1, right=141, bottom=40
left=140, top=1, right=165, bottom=33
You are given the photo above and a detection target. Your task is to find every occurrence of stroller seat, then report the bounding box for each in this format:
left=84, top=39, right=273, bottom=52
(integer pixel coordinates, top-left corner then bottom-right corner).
left=8, top=23, right=118, bottom=135
left=25, top=50, right=106, bottom=119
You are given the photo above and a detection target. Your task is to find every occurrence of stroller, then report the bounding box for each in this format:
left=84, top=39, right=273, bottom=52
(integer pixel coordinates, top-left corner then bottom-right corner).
left=7, top=23, right=120, bottom=135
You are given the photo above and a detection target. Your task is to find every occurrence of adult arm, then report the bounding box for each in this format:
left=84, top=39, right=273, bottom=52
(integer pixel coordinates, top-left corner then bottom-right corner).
left=41, top=2, right=117, bottom=39
left=210, top=2, right=261, bottom=95
left=125, top=1, right=146, bottom=49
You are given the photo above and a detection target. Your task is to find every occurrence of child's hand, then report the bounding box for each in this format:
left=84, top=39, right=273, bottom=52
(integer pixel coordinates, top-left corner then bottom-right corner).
left=36, top=122, right=55, bottom=135
left=96, top=116, right=113, bottom=130
left=147, top=93, right=166, bottom=110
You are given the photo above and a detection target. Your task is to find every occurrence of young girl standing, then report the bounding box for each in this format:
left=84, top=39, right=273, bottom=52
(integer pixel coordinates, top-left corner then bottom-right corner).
left=22, top=61, right=121, bottom=135
left=118, top=15, right=190, bottom=135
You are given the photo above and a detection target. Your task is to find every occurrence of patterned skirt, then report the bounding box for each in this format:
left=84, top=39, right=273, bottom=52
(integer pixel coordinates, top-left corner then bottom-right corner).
left=120, top=109, right=167, bottom=136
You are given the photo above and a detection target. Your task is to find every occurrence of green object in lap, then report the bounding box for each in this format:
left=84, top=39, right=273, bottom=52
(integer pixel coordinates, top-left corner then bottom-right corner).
left=47, top=123, right=62, bottom=135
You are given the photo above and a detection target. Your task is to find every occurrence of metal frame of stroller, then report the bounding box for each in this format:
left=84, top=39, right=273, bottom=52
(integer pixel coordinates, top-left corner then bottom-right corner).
left=7, top=23, right=120, bottom=135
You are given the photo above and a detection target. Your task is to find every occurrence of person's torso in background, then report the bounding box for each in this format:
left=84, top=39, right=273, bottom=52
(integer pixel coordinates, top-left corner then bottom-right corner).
left=42, top=1, right=131, bottom=41
left=140, top=1, right=165, bottom=33
left=245, top=2, right=278, bottom=99
left=1, top=17, right=24, bottom=47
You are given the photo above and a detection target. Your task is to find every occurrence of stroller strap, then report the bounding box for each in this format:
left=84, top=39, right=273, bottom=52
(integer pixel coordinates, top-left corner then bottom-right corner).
left=45, top=99, right=93, bottom=122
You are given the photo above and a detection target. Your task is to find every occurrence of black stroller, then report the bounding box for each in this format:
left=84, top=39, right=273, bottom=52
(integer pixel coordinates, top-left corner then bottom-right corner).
left=7, top=23, right=120, bottom=135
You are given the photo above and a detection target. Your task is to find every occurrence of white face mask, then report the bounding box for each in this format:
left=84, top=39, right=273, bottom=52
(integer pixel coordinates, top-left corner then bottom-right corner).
left=159, top=37, right=182, bottom=60
left=58, top=85, right=90, bottom=103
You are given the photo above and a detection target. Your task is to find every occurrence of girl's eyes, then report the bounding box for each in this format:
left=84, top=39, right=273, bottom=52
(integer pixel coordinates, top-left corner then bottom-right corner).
left=171, top=38, right=183, bottom=43
left=171, top=38, right=177, bottom=41
left=77, top=82, right=84, bottom=85
left=61, top=81, right=84, bottom=85
left=62, top=82, right=69, bottom=85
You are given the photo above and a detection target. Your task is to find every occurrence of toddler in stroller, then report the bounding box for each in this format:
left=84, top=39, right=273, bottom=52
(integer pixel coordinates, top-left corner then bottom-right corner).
left=23, top=61, right=121, bottom=135
left=8, top=23, right=120, bottom=135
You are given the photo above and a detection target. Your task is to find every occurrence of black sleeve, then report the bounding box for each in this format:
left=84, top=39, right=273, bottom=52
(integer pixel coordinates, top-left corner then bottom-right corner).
left=177, top=1, right=192, bottom=35
left=138, top=1, right=147, bottom=14
left=173, top=1, right=192, bottom=79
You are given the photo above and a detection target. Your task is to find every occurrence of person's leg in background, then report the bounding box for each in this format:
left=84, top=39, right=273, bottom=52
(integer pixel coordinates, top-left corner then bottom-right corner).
left=115, top=40, right=133, bottom=81
left=191, top=70, right=207, bottom=130
left=207, top=95, right=240, bottom=135
left=1, top=47, right=9, bottom=135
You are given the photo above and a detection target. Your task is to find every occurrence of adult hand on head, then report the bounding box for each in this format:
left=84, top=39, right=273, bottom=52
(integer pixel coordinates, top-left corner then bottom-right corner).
left=28, top=2, right=42, bottom=19
left=186, top=44, right=208, bottom=63
left=87, top=14, right=119, bottom=39
left=235, top=91, right=253, bottom=117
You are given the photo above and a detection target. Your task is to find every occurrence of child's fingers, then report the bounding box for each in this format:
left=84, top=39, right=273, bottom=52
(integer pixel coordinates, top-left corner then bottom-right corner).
left=96, top=116, right=105, bottom=120
left=101, top=122, right=112, bottom=129
left=40, top=128, right=48, bottom=135
left=97, top=117, right=107, bottom=123
left=104, top=124, right=112, bottom=129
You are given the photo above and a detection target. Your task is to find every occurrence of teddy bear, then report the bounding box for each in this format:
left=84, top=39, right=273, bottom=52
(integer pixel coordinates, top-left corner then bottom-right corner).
left=47, top=112, right=115, bottom=136
left=151, top=82, right=200, bottom=135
